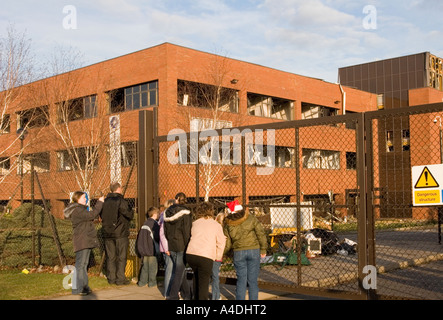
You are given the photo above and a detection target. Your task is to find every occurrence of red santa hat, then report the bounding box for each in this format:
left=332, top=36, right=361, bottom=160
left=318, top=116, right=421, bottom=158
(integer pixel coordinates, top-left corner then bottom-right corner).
left=227, top=200, right=243, bottom=213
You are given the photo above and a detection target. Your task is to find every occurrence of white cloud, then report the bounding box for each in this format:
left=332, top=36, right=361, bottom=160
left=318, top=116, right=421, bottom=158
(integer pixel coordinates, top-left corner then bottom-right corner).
left=1, top=0, right=442, bottom=83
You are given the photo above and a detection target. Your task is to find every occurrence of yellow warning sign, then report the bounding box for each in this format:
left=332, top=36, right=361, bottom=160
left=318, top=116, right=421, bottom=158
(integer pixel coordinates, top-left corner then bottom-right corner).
left=414, top=166, right=439, bottom=189
left=414, top=190, right=441, bottom=204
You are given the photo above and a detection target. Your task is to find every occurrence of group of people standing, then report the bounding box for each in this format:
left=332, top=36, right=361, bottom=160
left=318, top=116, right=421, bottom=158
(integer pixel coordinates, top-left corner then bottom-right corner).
left=64, top=185, right=268, bottom=300
left=63, top=182, right=133, bottom=295
left=138, top=193, right=268, bottom=300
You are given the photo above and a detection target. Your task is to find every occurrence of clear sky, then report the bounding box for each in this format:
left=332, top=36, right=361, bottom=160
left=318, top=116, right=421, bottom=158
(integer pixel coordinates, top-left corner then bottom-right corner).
left=1, top=0, right=443, bottom=83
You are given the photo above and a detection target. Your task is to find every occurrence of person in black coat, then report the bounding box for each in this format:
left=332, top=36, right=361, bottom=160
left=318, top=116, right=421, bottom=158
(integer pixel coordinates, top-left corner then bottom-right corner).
left=164, top=192, right=192, bottom=300
left=100, top=182, right=134, bottom=285
left=64, top=191, right=104, bottom=295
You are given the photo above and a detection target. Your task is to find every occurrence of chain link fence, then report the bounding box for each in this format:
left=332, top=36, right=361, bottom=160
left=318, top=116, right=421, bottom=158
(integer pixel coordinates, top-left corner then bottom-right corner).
left=364, top=104, right=443, bottom=299
left=155, top=105, right=443, bottom=300
left=0, top=140, right=139, bottom=279
left=1, top=104, right=442, bottom=300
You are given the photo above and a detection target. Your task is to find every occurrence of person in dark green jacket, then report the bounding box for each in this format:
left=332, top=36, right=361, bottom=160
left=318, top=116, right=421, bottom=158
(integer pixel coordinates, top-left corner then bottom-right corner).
left=223, top=200, right=267, bottom=300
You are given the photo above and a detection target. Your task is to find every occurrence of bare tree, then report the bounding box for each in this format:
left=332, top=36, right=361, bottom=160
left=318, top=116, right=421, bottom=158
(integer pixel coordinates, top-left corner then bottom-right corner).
left=175, top=53, right=245, bottom=202
left=0, top=25, right=37, bottom=189
left=34, top=46, right=110, bottom=199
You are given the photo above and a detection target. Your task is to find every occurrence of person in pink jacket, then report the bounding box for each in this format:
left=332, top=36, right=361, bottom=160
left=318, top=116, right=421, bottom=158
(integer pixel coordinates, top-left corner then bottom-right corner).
left=186, top=202, right=226, bottom=300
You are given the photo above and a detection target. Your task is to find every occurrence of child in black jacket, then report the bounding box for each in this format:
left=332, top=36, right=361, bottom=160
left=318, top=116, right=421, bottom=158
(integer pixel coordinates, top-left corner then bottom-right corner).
left=136, top=207, right=160, bottom=287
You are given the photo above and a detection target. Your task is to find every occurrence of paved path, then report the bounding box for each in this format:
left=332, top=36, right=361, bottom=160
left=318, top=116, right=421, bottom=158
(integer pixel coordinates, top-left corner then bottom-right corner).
left=44, top=282, right=300, bottom=301
left=45, top=228, right=443, bottom=300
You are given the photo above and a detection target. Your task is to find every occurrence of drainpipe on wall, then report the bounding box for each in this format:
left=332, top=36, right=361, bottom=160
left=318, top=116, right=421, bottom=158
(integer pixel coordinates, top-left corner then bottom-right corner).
left=339, top=84, right=346, bottom=115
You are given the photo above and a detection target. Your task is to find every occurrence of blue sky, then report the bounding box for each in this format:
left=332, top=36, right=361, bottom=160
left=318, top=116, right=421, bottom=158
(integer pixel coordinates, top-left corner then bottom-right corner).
left=1, top=0, right=443, bottom=83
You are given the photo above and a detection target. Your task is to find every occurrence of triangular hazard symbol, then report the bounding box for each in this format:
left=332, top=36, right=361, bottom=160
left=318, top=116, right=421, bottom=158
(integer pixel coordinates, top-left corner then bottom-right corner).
left=414, top=167, right=439, bottom=188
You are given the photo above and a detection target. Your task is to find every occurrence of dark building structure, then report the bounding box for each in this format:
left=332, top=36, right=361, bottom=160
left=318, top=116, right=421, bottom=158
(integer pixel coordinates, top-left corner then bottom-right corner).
left=339, top=52, right=443, bottom=218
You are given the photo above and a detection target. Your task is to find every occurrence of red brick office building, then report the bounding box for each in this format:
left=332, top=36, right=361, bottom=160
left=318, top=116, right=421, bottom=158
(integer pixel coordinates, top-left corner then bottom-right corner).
left=0, top=43, right=377, bottom=219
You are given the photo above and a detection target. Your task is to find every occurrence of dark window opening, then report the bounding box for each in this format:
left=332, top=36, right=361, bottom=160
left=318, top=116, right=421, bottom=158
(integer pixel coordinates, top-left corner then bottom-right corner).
left=17, top=106, right=49, bottom=129
left=178, top=80, right=238, bottom=113
left=0, top=114, right=10, bottom=134
left=248, top=93, right=292, bottom=120
left=346, top=152, right=357, bottom=170
left=58, top=95, right=97, bottom=123
left=109, top=81, right=158, bottom=113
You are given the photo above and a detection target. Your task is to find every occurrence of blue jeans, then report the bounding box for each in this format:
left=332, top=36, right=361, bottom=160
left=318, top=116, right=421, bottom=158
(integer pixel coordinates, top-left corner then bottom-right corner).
left=167, top=251, right=186, bottom=300
left=233, top=249, right=260, bottom=300
left=137, top=256, right=158, bottom=287
left=162, top=253, right=173, bottom=297
left=73, top=249, right=91, bottom=294
left=211, top=260, right=222, bottom=300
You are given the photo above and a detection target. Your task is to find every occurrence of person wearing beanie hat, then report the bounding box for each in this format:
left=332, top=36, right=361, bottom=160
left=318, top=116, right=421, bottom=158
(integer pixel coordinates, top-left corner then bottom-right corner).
left=223, top=200, right=267, bottom=300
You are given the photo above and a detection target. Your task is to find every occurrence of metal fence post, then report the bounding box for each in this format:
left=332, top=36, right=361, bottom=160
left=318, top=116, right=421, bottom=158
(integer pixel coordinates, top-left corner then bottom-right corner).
left=137, top=110, right=154, bottom=230
left=295, top=126, right=302, bottom=286
left=241, top=135, right=246, bottom=208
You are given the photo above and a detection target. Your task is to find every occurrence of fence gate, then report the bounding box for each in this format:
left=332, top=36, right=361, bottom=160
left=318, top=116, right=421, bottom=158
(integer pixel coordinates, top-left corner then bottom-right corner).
left=363, top=103, right=443, bottom=300
left=144, top=103, right=443, bottom=300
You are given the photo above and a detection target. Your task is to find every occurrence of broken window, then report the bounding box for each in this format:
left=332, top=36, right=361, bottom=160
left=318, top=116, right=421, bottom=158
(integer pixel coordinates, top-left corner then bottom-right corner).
left=302, top=148, right=340, bottom=170
left=247, top=145, right=295, bottom=168
left=0, top=114, right=10, bottom=134
left=17, top=106, right=49, bottom=129
left=190, top=117, right=233, bottom=132
left=177, top=137, right=240, bottom=166
left=57, top=147, right=98, bottom=171
left=121, top=141, right=137, bottom=167
left=57, top=150, right=72, bottom=171
left=301, top=103, right=338, bottom=119
left=22, top=152, right=50, bottom=173
left=275, top=146, right=295, bottom=168
left=58, top=95, right=97, bottom=122
left=109, top=81, right=158, bottom=113
left=0, top=157, right=10, bottom=175
left=386, top=130, right=394, bottom=152
left=109, top=88, right=125, bottom=113
left=178, top=80, right=238, bottom=113
left=247, top=93, right=292, bottom=120
left=402, top=129, right=410, bottom=151
left=105, top=142, right=138, bottom=168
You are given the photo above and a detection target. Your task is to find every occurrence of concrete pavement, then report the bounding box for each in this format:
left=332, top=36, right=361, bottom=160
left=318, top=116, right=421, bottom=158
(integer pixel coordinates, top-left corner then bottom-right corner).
left=44, top=281, right=295, bottom=301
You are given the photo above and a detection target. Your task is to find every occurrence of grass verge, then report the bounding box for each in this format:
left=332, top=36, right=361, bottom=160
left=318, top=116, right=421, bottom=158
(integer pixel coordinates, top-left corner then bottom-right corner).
left=0, top=270, right=112, bottom=300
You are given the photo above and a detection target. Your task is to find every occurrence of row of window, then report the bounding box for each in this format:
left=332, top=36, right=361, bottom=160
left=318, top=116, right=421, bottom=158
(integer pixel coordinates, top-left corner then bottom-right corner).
left=178, top=80, right=346, bottom=122
left=1, top=79, right=348, bottom=136
left=175, top=141, right=357, bottom=170
left=0, top=81, right=159, bottom=134
left=0, top=142, right=136, bottom=175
